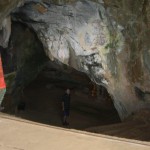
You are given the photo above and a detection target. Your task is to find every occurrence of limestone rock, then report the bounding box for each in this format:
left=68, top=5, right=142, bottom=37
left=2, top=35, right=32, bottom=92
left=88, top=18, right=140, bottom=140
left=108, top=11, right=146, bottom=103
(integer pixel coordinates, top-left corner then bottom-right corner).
left=12, top=0, right=126, bottom=119
left=0, top=16, right=11, bottom=48
left=0, top=0, right=24, bottom=48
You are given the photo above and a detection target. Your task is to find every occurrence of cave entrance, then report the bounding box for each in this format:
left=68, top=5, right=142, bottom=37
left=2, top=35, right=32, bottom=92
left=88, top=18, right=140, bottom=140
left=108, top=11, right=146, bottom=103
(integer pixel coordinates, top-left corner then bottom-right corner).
left=1, top=21, right=120, bottom=131
left=18, top=63, right=120, bottom=130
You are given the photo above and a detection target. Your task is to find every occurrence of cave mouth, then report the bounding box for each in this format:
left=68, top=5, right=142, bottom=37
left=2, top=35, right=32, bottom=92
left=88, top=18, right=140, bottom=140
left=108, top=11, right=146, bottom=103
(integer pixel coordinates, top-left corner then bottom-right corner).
left=0, top=21, right=120, bottom=130
left=3, top=62, right=121, bottom=130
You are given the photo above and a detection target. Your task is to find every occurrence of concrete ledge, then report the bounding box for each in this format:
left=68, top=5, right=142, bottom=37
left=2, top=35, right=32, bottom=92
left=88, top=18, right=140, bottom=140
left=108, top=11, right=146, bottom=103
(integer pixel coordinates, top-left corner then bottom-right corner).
left=0, top=113, right=150, bottom=150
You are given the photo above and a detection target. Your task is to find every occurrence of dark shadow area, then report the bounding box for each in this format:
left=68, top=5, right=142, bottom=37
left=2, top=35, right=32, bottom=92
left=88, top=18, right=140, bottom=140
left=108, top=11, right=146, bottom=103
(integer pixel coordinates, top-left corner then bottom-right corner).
left=3, top=63, right=121, bottom=130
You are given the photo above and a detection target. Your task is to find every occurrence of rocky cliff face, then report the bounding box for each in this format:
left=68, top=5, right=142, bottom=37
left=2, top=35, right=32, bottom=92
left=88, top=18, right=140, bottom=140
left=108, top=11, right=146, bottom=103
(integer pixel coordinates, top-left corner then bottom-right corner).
left=0, top=0, right=150, bottom=120
left=0, top=0, right=24, bottom=47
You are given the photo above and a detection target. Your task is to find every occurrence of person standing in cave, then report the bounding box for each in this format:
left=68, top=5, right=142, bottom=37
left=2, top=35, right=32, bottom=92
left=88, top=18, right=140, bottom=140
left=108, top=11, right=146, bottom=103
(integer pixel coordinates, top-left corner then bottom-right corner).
left=61, top=89, right=71, bottom=126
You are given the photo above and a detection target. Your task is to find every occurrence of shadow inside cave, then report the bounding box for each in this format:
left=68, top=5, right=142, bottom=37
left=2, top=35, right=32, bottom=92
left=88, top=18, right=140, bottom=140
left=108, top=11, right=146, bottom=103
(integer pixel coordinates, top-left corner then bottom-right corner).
left=3, top=65, right=120, bottom=130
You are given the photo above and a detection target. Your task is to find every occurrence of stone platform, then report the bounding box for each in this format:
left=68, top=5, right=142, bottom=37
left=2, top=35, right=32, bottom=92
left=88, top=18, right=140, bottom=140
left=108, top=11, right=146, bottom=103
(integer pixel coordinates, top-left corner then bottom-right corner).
left=0, top=113, right=150, bottom=150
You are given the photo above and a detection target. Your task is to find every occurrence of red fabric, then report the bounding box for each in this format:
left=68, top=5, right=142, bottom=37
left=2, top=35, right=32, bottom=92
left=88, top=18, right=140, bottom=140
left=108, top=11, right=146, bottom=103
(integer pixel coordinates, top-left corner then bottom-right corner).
left=0, top=56, right=6, bottom=89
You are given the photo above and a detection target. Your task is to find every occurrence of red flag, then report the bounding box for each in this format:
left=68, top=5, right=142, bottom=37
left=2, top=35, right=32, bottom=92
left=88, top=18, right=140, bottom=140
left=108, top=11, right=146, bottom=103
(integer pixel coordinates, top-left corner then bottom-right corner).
left=0, top=56, right=6, bottom=89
